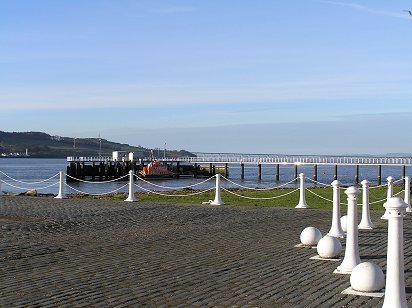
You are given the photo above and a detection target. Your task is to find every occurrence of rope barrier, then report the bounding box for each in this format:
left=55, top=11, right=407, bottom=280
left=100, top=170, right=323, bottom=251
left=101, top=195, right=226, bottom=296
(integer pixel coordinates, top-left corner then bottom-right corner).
left=393, top=189, right=405, bottom=197
left=369, top=183, right=390, bottom=189
left=221, top=187, right=299, bottom=200
left=0, top=171, right=59, bottom=185
left=305, top=177, right=332, bottom=187
left=134, top=183, right=215, bottom=197
left=0, top=179, right=59, bottom=191
left=65, top=183, right=128, bottom=196
left=305, top=189, right=333, bottom=203
left=221, top=176, right=298, bottom=191
left=65, top=173, right=129, bottom=183
left=369, top=197, right=390, bottom=205
left=305, top=188, right=348, bottom=205
left=134, top=174, right=216, bottom=190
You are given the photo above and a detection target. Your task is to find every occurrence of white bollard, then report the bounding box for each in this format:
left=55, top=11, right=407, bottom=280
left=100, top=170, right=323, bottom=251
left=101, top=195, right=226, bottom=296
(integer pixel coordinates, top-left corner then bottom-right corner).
left=54, top=171, right=66, bottom=199
left=335, top=186, right=361, bottom=274
left=382, top=176, right=396, bottom=219
left=386, top=176, right=394, bottom=201
left=358, top=180, right=375, bottom=230
left=328, top=180, right=345, bottom=238
left=382, top=197, right=408, bottom=308
left=295, top=173, right=309, bottom=209
left=210, top=174, right=224, bottom=205
left=125, top=170, right=137, bottom=202
left=404, top=176, right=411, bottom=212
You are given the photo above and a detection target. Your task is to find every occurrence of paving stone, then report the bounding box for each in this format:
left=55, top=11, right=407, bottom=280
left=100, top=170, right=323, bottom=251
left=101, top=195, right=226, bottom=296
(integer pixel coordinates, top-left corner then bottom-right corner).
left=0, top=196, right=411, bottom=306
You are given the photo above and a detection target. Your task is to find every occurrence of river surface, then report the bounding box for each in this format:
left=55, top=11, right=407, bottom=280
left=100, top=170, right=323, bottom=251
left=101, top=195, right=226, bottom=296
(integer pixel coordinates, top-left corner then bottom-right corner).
left=0, top=158, right=409, bottom=195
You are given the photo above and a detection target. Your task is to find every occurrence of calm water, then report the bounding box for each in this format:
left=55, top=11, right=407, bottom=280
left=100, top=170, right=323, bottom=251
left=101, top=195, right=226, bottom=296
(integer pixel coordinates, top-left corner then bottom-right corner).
left=0, top=158, right=409, bottom=195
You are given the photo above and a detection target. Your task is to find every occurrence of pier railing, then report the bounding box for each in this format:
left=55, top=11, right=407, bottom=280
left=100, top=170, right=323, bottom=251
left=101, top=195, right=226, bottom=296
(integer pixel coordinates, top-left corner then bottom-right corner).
left=67, top=153, right=412, bottom=166
left=182, top=153, right=412, bottom=166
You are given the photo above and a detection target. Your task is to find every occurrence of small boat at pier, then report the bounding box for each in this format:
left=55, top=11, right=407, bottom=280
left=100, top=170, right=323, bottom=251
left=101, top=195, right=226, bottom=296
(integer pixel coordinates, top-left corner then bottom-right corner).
left=139, top=160, right=177, bottom=178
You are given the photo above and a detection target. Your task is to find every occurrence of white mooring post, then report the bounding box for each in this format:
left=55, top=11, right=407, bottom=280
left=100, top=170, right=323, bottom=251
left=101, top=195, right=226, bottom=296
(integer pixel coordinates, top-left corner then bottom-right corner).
left=386, top=176, right=394, bottom=201
left=125, top=170, right=137, bottom=202
left=335, top=186, right=361, bottom=274
left=211, top=174, right=224, bottom=205
left=382, top=176, right=396, bottom=219
left=404, top=176, right=411, bottom=213
left=328, top=180, right=345, bottom=238
left=295, top=173, right=309, bottom=209
left=382, top=197, right=408, bottom=308
left=358, top=180, right=374, bottom=230
left=54, top=171, right=66, bottom=199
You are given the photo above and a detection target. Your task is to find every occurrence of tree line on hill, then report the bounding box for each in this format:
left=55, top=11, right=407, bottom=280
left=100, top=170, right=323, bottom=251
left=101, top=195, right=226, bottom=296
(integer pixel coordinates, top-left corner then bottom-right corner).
left=0, top=131, right=195, bottom=158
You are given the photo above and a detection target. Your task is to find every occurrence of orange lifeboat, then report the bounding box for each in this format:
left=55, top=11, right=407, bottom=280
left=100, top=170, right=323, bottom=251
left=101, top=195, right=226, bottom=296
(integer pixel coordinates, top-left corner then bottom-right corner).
left=139, top=160, right=176, bottom=178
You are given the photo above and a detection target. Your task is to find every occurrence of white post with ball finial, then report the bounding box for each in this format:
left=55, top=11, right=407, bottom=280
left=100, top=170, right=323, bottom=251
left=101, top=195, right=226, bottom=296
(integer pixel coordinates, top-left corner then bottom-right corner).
left=358, top=180, right=374, bottom=230
left=382, top=197, right=408, bottom=308
left=335, top=186, right=361, bottom=274
left=125, top=170, right=137, bottom=202
left=295, top=173, right=309, bottom=208
left=328, top=180, right=345, bottom=238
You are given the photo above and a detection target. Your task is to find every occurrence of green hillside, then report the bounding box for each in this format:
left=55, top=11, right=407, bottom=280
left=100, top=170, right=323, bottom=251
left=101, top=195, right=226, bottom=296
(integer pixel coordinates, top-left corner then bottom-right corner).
left=0, top=131, right=195, bottom=158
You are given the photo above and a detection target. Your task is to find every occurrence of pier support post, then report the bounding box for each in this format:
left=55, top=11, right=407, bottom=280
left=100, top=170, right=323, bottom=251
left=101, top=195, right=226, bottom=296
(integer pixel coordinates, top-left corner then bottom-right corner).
left=334, top=165, right=338, bottom=181
left=125, top=170, right=137, bottom=202
left=211, top=174, right=224, bottom=205
left=258, top=162, right=262, bottom=180
left=224, top=163, right=229, bottom=178
left=55, top=171, right=66, bottom=199
left=355, top=165, right=359, bottom=184
left=382, top=197, right=408, bottom=308
left=294, top=164, right=298, bottom=182
left=194, top=163, right=198, bottom=178
left=92, top=162, right=96, bottom=181
left=276, top=164, right=280, bottom=181
left=295, top=173, right=309, bottom=209
left=359, top=180, right=374, bottom=230
left=209, top=163, right=213, bottom=176
left=378, top=165, right=382, bottom=185
left=335, top=186, right=361, bottom=274
left=404, top=176, right=411, bottom=212
left=402, top=165, right=406, bottom=185
left=328, top=180, right=345, bottom=238
left=313, top=164, right=318, bottom=182
left=240, top=163, right=244, bottom=180
left=387, top=176, right=394, bottom=201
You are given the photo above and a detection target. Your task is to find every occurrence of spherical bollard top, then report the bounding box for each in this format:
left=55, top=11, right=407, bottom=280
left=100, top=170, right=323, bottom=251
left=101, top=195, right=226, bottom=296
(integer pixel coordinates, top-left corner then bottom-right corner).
left=331, top=180, right=341, bottom=187
left=386, top=176, right=394, bottom=182
left=361, top=179, right=369, bottom=186
left=300, top=227, right=322, bottom=246
left=383, top=197, right=408, bottom=218
left=350, top=262, right=385, bottom=292
left=345, top=186, right=359, bottom=198
left=317, top=235, right=342, bottom=259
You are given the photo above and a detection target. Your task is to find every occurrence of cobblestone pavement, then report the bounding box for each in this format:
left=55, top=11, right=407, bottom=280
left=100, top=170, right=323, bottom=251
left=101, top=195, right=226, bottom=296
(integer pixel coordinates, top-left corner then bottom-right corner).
left=0, top=196, right=411, bottom=307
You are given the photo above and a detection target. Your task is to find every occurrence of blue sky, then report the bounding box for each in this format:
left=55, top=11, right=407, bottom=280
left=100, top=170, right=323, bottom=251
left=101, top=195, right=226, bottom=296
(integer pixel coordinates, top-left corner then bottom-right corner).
left=1, top=0, right=412, bottom=154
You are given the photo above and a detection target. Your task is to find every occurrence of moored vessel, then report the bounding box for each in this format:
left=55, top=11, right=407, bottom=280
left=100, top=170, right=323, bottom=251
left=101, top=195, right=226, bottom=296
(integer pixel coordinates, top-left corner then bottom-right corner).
left=139, top=160, right=177, bottom=178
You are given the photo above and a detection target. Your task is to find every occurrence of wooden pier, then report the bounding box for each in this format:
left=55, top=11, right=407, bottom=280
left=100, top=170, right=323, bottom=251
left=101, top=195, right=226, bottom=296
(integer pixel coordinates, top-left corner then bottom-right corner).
left=67, top=153, right=412, bottom=184
left=65, top=157, right=215, bottom=182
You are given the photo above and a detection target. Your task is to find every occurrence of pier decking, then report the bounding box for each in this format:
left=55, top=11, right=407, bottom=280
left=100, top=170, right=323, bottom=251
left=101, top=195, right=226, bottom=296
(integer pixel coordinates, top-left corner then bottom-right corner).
left=67, top=153, right=412, bottom=184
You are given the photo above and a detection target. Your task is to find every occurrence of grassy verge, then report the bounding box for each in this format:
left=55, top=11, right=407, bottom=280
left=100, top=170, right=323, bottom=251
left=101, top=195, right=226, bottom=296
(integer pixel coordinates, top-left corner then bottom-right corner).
left=85, top=185, right=405, bottom=211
